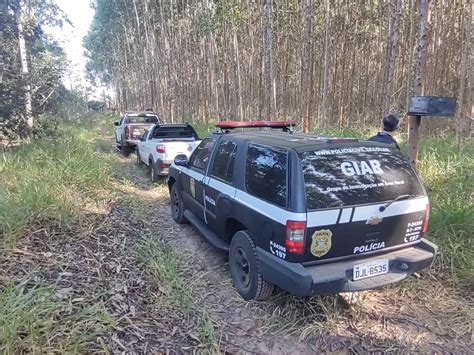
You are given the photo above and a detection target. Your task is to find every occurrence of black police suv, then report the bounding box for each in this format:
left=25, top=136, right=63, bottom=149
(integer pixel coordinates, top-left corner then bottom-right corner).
left=167, top=121, right=437, bottom=300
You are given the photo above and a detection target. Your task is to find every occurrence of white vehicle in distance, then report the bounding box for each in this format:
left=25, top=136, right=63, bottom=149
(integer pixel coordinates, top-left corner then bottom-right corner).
left=136, top=123, right=201, bottom=182
left=114, top=111, right=163, bottom=156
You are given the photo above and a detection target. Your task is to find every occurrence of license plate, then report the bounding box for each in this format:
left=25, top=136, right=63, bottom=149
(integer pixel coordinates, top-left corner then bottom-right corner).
left=353, top=259, right=389, bottom=281
left=133, top=129, right=141, bottom=136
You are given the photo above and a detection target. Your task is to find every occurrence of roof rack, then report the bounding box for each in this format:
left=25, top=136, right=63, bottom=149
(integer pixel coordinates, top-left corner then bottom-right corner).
left=215, top=120, right=296, bottom=133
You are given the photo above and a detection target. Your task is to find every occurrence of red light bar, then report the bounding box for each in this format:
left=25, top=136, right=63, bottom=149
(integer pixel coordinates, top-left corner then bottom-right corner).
left=215, top=120, right=296, bottom=129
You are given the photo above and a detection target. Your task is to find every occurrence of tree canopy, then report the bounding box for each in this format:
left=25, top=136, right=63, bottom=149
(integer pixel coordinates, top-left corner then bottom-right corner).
left=0, top=0, right=68, bottom=139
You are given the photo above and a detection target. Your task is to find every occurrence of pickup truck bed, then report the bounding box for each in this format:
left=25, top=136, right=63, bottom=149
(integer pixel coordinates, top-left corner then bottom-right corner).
left=114, top=112, right=162, bottom=156
left=136, top=123, right=201, bottom=181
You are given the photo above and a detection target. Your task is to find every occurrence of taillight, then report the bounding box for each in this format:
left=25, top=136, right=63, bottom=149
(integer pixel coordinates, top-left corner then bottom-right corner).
left=422, top=203, right=430, bottom=233
left=285, top=220, right=306, bottom=254
left=156, top=144, right=166, bottom=153
left=124, top=126, right=130, bottom=138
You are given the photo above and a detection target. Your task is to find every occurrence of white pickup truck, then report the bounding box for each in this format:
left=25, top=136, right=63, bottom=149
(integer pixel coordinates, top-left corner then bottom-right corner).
left=114, top=111, right=163, bottom=156
left=136, top=123, right=201, bottom=182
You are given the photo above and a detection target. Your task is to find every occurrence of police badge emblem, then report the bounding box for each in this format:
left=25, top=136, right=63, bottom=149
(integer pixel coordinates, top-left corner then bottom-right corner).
left=310, top=229, right=333, bottom=257
left=190, top=178, right=196, bottom=198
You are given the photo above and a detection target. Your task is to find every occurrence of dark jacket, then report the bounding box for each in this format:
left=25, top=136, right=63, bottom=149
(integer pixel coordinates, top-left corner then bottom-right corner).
left=368, top=131, right=400, bottom=149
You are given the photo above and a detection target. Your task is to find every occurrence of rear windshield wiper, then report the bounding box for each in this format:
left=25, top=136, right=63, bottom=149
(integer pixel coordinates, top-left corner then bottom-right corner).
left=379, top=194, right=417, bottom=212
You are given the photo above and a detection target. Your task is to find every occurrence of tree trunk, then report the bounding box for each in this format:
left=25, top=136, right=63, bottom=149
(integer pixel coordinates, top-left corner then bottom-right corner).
left=321, top=0, right=330, bottom=125
left=264, top=0, right=277, bottom=119
left=302, top=0, right=314, bottom=133
left=382, top=0, right=402, bottom=116
left=14, top=0, right=33, bottom=137
left=456, top=0, right=471, bottom=138
left=408, top=0, right=429, bottom=167
left=233, top=22, right=244, bottom=121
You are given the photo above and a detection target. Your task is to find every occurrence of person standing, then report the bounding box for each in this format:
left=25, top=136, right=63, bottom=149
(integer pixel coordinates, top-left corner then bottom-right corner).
left=368, top=114, right=400, bottom=149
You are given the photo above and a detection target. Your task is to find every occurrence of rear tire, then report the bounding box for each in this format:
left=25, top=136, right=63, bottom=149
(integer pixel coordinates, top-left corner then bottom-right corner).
left=120, top=138, right=131, bottom=157
left=229, top=231, right=274, bottom=301
left=170, top=184, right=186, bottom=224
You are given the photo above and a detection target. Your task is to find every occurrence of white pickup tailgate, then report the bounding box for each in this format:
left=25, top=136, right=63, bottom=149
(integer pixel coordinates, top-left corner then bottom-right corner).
left=160, top=140, right=201, bottom=160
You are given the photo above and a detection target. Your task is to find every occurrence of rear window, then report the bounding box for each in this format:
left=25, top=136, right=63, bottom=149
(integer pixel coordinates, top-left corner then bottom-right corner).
left=127, top=115, right=160, bottom=124
left=152, top=126, right=197, bottom=139
left=299, top=146, right=424, bottom=210
left=246, top=144, right=287, bottom=208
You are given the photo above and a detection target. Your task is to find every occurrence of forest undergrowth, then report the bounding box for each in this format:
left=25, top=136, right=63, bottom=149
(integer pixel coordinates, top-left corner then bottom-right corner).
left=0, top=113, right=472, bottom=352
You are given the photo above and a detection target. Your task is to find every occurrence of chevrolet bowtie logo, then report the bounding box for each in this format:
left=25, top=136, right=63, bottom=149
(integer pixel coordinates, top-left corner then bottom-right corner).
left=366, top=214, right=383, bottom=225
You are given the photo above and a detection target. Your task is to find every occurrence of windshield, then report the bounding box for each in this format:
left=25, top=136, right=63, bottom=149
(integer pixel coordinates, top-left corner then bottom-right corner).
left=299, top=146, right=424, bottom=210
left=127, top=115, right=159, bottom=124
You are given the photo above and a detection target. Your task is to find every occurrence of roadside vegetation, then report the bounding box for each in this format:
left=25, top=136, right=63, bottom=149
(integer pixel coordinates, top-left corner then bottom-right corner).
left=0, top=114, right=114, bottom=352
left=0, top=115, right=112, bottom=245
left=1, top=113, right=472, bottom=352
left=0, top=113, right=220, bottom=352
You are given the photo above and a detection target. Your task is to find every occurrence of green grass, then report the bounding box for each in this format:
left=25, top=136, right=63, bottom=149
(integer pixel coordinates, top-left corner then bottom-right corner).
left=416, top=136, right=473, bottom=285
left=0, top=114, right=113, bottom=245
left=0, top=282, right=116, bottom=354
left=136, top=235, right=194, bottom=308
left=0, top=113, right=118, bottom=352
left=135, top=234, right=218, bottom=348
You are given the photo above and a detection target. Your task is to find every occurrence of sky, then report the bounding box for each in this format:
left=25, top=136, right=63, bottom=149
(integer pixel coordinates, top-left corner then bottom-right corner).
left=45, top=0, right=106, bottom=99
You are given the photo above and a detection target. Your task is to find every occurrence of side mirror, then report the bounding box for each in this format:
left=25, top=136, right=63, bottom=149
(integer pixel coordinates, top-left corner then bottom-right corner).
left=174, top=154, right=188, bottom=167
left=114, top=121, right=119, bottom=126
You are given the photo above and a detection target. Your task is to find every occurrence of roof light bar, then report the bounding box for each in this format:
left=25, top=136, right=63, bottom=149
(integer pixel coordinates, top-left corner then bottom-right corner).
left=215, top=120, right=296, bottom=130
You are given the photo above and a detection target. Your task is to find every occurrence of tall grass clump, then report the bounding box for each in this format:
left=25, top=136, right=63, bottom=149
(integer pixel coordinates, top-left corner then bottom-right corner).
left=417, top=136, right=473, bottom=285
left=0, top=114, right=112, bottom=245
left=0, top=282, right=115, bottom=353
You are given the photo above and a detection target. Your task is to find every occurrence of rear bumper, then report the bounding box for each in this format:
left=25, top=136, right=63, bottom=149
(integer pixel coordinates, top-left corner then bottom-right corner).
left=124, top=139, right=140, bottom=146
left=257, top=239, right=438, bottom=297
left=153, top=158, right=173, bottom=176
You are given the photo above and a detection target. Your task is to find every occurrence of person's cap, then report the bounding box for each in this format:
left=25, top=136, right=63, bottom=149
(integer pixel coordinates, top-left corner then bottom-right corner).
left=382, top=114, right=399, bottom=132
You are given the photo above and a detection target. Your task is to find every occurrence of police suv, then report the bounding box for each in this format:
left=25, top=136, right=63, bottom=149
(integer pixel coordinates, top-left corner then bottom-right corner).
left=167, top=121, right=437, bottom=300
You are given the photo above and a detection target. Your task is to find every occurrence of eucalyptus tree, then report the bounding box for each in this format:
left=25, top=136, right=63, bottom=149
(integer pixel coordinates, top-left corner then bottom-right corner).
left=84, top=0, right=470, bottom=136
left=0, top=0, right=67, bottom=139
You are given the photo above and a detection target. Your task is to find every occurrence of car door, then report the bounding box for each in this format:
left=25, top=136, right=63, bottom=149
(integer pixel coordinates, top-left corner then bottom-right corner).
left=138, top=129, right=150, bottom=162
left=181, top=137, right=217, bottom=220
left=115, top=117, right=124, bottom=142
left=204, top=139, right=238, bottom=230
left=117, top=117, right=126, bottom=142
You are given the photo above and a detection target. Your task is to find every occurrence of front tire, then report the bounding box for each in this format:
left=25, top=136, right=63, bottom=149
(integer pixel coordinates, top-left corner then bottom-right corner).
left=170, top=184, right=186, bottom=224
left=136, top=148, right=142, bottom=165
left=229, top=231, right=274, bottom=301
